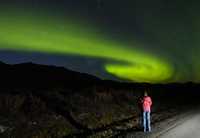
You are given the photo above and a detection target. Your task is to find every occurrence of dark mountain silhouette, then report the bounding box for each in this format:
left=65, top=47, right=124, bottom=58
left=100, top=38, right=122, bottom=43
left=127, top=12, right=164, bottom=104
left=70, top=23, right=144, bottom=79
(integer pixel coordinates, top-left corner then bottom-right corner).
left=0, top=61, right=198, bottom=89
left=0, top=61, right=101, bottom=88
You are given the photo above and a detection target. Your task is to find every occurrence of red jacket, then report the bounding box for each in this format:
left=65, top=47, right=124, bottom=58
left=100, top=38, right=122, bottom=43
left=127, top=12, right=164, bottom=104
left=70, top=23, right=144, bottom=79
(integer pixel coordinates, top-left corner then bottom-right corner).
left=142, top=96, right=152, bottom=112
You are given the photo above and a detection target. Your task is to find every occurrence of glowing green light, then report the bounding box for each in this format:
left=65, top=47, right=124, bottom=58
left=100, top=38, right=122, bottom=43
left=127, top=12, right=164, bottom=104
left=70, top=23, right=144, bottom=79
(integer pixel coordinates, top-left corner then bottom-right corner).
left=0, top=8, right=173, bottom=83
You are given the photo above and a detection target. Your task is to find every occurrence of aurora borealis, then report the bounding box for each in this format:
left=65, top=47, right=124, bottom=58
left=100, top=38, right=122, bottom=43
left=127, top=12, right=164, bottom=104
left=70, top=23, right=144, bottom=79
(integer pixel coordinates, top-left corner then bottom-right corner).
left=0, top=0, right=200, bottom=83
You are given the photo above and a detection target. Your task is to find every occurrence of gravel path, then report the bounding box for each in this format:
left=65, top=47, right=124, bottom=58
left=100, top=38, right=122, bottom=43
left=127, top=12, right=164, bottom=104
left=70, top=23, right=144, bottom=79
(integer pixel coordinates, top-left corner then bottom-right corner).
left=123, top=107, right=199, bottom=138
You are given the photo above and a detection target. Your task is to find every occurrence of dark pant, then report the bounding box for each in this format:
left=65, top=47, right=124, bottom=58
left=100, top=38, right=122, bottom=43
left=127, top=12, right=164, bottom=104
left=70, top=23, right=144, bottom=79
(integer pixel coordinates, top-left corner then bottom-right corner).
left=143, top=111, right=151, bottom=132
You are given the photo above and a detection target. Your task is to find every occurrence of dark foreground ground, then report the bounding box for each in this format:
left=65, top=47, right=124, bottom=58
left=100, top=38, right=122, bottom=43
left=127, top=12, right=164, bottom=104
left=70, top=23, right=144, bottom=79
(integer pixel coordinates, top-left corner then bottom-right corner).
left=0, top=62, right=199, bottom=138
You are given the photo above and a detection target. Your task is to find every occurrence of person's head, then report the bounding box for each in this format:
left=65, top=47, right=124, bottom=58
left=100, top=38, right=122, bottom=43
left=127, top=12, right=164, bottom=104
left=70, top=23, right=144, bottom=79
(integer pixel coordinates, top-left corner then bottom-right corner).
left=144, top=91, right=148, bottom=96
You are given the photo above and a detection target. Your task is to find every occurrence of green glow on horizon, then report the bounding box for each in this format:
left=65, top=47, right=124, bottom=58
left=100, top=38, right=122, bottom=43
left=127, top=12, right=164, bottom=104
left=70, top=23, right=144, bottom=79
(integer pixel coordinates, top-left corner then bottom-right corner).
left=0, top=8, right=174, bottom=83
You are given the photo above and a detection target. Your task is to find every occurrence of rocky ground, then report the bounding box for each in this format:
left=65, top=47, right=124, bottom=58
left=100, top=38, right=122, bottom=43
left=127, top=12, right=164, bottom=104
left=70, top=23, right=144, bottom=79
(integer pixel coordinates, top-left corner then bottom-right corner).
left=0, top=86, right=188, bottom=138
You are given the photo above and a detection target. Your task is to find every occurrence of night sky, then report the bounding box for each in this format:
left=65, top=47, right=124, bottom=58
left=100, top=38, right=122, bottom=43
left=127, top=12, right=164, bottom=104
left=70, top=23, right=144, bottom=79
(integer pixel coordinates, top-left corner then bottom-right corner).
left=0, top=0, right=200, bottom=83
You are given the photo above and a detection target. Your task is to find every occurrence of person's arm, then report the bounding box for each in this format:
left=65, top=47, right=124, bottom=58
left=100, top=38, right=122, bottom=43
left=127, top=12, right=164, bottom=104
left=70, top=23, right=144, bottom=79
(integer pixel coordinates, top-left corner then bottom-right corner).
left=149, top=97, right=152, bottom=106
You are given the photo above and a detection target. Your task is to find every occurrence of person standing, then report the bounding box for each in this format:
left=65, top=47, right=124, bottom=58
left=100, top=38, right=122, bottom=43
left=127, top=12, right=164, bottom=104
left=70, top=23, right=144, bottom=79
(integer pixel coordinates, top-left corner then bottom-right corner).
left=142, top=91, right=152, bottom=132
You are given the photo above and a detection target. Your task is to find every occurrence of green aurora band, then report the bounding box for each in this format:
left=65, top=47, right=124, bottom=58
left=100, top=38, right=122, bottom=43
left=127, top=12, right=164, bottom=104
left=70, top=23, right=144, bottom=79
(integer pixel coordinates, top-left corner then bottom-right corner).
left=0, top=9, right=173, bottom=83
